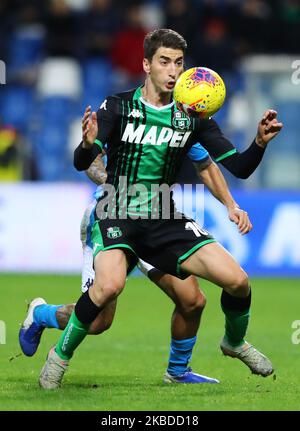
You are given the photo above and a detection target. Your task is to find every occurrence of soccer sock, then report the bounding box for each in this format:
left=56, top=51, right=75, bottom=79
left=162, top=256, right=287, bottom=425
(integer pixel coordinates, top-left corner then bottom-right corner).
left=167, top=336, right=197, bottom=376
left=33, top=304, right=62, bottom=329
left=221, top=289, right=251, bottom=347
left=55, top=291, right=101, bottom=360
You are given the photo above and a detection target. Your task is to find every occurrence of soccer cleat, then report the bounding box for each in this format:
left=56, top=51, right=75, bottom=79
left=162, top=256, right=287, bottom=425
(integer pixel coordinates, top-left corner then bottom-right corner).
left=220, top=338, right=274, bottom=377
left=19, top=297, right=46, bottom=356
left=39, top=346, right=69, bottom=389
left=164, top=367, right=219, bottom=384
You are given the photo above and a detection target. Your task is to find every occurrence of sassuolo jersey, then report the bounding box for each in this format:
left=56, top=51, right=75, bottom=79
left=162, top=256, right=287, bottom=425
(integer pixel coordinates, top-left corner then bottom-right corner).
left=94, top=86, right=235, bottom=218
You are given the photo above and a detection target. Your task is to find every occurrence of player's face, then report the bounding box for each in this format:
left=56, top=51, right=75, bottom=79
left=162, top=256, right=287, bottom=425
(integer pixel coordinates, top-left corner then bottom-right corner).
left=143, top=47, right=184, bottom=94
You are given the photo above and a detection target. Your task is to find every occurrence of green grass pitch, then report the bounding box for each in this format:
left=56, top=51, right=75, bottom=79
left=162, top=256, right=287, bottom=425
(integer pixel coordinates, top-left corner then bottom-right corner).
left=0, top=274, right=299, bottom=411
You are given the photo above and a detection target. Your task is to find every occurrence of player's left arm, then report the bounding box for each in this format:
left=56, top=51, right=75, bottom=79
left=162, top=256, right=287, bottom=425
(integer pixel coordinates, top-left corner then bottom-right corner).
left=197, top=110, right=283, bottom=179
left=255, top=109, right=283, bottom=147
left=220, top=109, right=283, bottom=178
left=193, top=160, right=252, bottom=235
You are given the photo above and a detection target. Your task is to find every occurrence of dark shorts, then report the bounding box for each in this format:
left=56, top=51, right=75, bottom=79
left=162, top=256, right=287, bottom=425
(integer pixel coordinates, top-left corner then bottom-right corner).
left=92, top=213, right=216, bottom=279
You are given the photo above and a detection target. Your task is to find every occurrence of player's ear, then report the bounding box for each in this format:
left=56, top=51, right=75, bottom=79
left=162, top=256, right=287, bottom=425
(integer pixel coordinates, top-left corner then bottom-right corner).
left=143, top=58, right=151, bottom=74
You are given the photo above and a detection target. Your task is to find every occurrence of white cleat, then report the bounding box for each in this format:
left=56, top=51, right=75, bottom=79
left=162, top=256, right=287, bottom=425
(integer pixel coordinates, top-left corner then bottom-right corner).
left=220, top=338, right=274, bottom=377
left=39, top=346, right=69, bottom=389
left=22, top=298, right=46, bottom=329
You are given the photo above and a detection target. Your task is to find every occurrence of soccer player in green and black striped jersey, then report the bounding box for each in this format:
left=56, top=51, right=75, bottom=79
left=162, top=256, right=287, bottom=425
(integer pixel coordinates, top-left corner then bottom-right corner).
left=39, top=29, right=282, bottom=388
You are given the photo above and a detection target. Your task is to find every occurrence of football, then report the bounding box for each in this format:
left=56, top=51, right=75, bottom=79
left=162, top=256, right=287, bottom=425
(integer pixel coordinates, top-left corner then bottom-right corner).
left=173, top=67, right=226, bottom=119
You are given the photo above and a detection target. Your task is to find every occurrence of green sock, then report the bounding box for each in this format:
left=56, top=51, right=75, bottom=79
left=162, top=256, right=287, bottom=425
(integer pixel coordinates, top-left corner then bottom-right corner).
left=221, top=305, right=250, bottom=347
left=55, top=311, right=89, bottom=360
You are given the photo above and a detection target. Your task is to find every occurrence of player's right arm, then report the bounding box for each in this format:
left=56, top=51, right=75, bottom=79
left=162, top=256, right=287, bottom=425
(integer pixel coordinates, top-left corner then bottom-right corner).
left=74, top=105, right=101, bottom=171
left=74, top=97, right=117, bottom=171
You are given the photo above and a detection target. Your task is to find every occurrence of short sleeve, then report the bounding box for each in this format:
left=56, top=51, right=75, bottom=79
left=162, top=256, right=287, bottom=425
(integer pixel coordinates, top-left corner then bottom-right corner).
left=187, top=143, right=210, bottom=162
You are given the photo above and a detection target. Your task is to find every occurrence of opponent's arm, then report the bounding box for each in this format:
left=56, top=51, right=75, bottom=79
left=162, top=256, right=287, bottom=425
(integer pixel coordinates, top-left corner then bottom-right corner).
left=85, top=154, right=107, bottom=185
left=194, top=160, right=252, bottom=235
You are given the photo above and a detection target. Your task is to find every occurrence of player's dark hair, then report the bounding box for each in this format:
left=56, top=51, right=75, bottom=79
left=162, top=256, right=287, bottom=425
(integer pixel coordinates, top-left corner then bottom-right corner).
left=144, top=28, right=187, bottom=61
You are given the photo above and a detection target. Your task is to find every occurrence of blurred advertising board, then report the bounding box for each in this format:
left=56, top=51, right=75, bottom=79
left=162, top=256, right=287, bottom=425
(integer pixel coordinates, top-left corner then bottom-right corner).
left=0, top=184, right=299, bottom=276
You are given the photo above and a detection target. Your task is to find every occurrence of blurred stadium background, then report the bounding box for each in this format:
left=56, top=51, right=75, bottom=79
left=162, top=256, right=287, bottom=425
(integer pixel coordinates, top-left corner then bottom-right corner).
left=1, top=0, right=300, bottom=413
left=0, top=0, right=299, bottom=276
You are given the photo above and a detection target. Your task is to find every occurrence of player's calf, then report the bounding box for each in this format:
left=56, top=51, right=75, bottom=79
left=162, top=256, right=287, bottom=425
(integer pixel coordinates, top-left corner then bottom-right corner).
left=88, top=300, right=117, bottom=334
left=56, top=304, right=75, bottom=329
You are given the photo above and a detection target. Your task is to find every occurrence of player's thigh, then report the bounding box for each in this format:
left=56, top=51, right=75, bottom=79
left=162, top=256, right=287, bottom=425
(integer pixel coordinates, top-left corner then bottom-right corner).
left=180, top=242, right=248, bottom=290
left=93, top=248, right=129, bottom=294
left=89, top=249, right=128, bottom=308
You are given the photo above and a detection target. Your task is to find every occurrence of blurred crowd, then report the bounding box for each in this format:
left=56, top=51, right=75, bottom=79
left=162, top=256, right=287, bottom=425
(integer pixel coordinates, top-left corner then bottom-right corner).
left=0, top=0, right=300, bottom=182
left=1, top=0, right=300, bottom=75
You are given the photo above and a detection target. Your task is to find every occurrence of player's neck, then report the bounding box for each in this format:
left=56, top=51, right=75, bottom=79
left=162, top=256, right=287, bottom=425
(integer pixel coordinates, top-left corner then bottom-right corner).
left=141, top=80, right=172, bottom=107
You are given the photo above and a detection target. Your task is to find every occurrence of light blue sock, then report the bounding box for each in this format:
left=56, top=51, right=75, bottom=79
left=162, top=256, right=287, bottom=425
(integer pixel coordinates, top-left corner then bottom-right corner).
left=33, top=304, right=62, bottom=329
left=167, top=336, right=197, bottom=376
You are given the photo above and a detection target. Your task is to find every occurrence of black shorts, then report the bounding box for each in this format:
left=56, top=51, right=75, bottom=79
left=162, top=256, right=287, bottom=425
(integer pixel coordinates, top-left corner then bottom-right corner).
left=92, top=213, right=216, bottom=279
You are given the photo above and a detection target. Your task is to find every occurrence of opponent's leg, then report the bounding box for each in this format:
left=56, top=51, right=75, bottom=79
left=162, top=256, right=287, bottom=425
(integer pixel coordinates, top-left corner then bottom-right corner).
left=153, top=272, right=218, bottom=384
left=180, top=242, right=273, bottom=376
left=35, top=300, right=117, bottom=332
left=138, top=260, right=218, bottom=383
left=19, top=240, right=118, bottom=356
left=39, top=249, right=128, bottom=389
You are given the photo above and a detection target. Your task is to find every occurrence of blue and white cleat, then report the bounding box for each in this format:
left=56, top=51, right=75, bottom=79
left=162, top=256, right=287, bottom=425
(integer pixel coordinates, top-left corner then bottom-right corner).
left=164, top=367, right=219, bottom=384
left=19, top=297, right=46, bottom=357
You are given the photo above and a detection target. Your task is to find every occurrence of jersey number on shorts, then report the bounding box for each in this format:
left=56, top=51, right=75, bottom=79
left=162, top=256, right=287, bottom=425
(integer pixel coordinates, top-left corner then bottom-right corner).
left=185, top=221, right=208, bottom=237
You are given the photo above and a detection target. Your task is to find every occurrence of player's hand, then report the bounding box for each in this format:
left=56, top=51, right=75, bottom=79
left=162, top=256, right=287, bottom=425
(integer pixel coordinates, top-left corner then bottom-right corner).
left=256, top=109, right=283, bottom=148
left=82, top=105, right=98, bottom=148
left=228, top=207, right=253, bottom=235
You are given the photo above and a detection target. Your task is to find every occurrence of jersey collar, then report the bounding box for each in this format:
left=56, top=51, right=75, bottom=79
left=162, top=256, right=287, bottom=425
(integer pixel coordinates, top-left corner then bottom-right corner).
left=136, top=86, right=175, bottom=111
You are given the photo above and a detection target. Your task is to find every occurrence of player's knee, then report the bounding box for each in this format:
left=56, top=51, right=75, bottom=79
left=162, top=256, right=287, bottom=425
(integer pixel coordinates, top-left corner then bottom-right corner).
left=229, top=270, right=250, bottom=297
left=180, top=291, right=206, bottom=315
left=93, top=279, right=124, bottom=303
left=197, top=292, right=207, bottom=310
